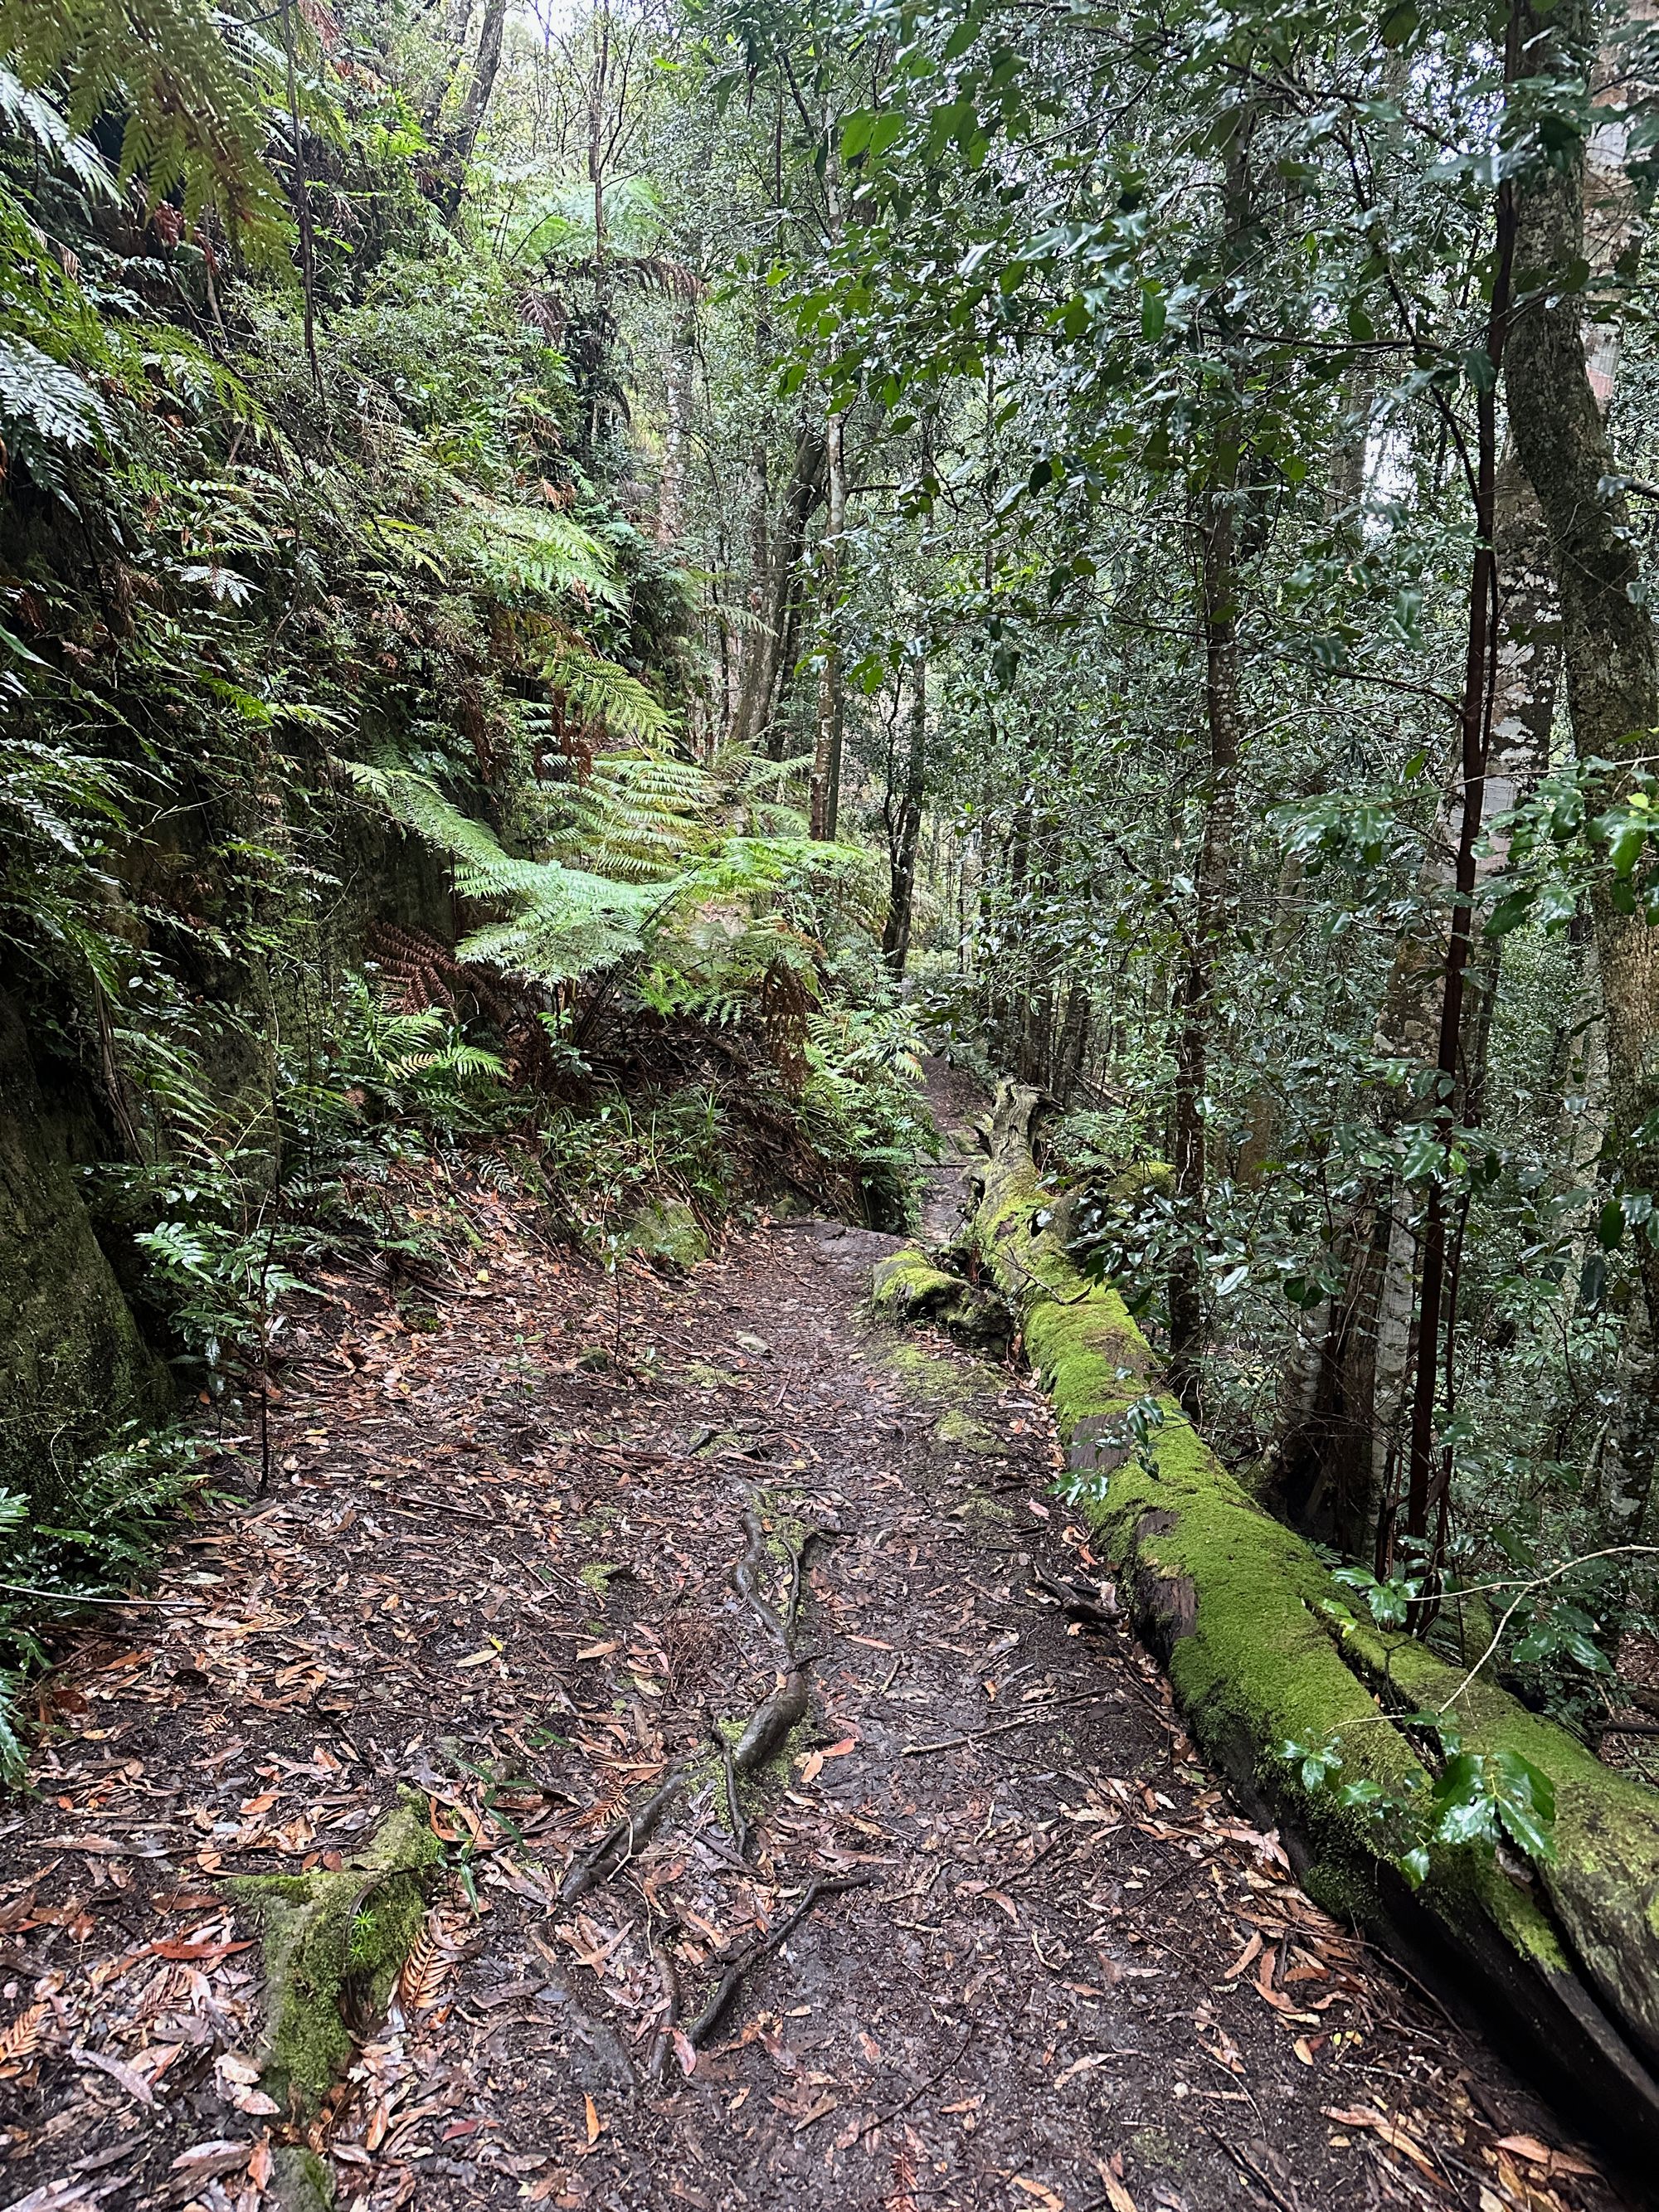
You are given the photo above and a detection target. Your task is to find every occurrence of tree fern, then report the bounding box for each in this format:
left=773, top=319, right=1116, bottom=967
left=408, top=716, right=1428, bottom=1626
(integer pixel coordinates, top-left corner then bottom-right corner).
left=541, top=636, right=677, bottom=747
left=455, top=489, right=622, bottom=610
left=552, top=750, right=713, bottom=880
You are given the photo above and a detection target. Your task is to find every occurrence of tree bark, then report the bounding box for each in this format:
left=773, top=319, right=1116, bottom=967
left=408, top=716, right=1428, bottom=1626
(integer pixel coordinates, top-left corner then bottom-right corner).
left=882, top=654, right=927, bottom=974
left=1168, top=412, right=1242, bottom=1420
left=809, top=408, right=847, bottom=839
left=436, top=0, right=507, bottom=211
left=1506, top=0, right=1659, bottom=1545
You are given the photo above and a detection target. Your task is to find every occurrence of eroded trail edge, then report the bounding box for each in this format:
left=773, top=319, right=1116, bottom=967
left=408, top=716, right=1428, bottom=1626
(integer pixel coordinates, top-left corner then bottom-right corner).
left=0, top=1065, right=1627, bottom=2212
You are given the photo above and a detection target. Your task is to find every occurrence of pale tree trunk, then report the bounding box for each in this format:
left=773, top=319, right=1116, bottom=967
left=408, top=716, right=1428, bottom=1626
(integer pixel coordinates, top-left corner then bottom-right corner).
left=1168, top=119, right=1250, bottom=1422
left=809, top=115, right=847, bottom=839
left=809, top=409, right=847, bottom=839
left=883, top=654, right=927, bottom=974
left=435, top=0, right=506, bottom=213
left=657, top=304, right=696, bottom=545
left=727, top=433, right=772, bottom=750
left=1168, top=401, right=1242, bottom=1420
left=1507, top=0, right=1659, bottom=1558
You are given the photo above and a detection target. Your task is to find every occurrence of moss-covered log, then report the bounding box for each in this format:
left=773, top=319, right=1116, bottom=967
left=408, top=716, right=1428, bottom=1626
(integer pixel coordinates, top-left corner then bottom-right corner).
left=969, top=1079, right=1659, bottom=2166
left=871, top=1246, right=1013, bottom=1355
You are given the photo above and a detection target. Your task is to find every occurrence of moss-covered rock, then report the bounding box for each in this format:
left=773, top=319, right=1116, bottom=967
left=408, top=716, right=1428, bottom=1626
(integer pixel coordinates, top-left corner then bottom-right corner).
left=231, top=1793, right=442, bottom=2116
left=621, top=1198, right=709, bottom=1271
left=969, top=1077, right=1659, bottom=2161
left=270, top=2146, right=335, bottom=2212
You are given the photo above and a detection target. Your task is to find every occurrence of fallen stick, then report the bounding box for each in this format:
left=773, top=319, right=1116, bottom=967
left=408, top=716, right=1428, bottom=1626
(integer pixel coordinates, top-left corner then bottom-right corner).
left=859, top=2024, right=975, bottom=2139
left=899, top=1690, right=1118, bottom=1757
left=646, top=1920, right=682, bottom=2085
left=685, top=1871, right=872, bottom=2049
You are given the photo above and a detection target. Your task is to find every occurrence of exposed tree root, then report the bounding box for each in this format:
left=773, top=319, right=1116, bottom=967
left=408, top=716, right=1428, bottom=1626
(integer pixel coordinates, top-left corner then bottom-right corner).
left=684, top=1872, right=873, bottom=2049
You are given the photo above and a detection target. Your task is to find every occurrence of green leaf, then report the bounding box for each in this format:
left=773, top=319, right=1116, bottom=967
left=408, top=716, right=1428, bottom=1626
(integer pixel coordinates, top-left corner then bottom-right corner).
left=1346, top=300, right=1376, bottom=343
left=1379, top=0, right=1418, bottom=46
left=1141, top=285, right=1167, bottom=342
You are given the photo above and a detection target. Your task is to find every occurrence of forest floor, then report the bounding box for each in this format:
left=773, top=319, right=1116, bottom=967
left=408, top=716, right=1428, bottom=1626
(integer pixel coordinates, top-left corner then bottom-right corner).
left=0, top=1062, right=1631, bottom=2212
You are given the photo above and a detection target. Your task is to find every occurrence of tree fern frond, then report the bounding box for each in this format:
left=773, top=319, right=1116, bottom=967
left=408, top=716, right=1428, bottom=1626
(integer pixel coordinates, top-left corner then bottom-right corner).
left=0, top=66, right=117, bottom=199
left=542, top=636, right=677, bottom=748
left=453, top=490, right=621, bottom=609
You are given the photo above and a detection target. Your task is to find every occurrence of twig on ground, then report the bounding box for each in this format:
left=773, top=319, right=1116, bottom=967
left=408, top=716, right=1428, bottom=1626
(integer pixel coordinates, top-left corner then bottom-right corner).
left=859, top=2024, right=975, bottom=2139
left=900, top=1690, right=1118, bottom=1757
left=646, top=1920, right=681, bottom=2085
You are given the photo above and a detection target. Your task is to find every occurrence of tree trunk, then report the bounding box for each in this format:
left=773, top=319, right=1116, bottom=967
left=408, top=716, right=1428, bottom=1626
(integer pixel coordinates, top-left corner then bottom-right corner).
left=1506, top=0, right=1659, bottom=1543
left=1168, top=431, right=1242, bottom=1421
left=809, top=408, right=847, bottom=839
left=657, top=304, right=695, bottom=544
left=437, top=0, right=507, bottom=211
left=883, top=654, right=927, bottom=974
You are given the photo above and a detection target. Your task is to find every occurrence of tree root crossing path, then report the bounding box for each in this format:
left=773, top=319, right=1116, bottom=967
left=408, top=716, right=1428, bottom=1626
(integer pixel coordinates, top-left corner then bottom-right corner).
left=0, top=1065, right=1627, bottom=2212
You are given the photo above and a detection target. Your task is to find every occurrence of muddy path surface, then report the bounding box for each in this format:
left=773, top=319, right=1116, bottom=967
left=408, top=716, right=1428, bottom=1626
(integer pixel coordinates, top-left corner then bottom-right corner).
left=0, top=1062, right=1629, bottom=2212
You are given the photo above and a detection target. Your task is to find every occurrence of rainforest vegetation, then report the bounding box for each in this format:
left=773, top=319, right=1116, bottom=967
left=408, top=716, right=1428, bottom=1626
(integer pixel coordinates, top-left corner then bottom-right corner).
left=6, top=0, right=1659, bottom=2171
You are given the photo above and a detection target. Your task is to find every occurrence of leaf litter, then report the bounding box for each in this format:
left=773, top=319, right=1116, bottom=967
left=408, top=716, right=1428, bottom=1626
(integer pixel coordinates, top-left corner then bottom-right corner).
left=0, top=1062, right=1631, bottom=2212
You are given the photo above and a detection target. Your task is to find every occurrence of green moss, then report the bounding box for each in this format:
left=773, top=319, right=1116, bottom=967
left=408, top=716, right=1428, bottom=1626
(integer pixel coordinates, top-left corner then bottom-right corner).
left=934, top=1407, right=998, bottom=1453
left=879, top=1338, right=972, bottom=1406
left=580, top=1559, right=622, bottom=1597
left=270, top=2146, right=335, bottom=2212
left=683, top=1359, right=746, bottom=1389
left=873, top=1247, right=959, bottom=1311
left=231, top=1794, right=441, bottom=2115
left=621, top=1198, right=708, bottom=1271
left=1130, top=2127, right=1184, bottom=2170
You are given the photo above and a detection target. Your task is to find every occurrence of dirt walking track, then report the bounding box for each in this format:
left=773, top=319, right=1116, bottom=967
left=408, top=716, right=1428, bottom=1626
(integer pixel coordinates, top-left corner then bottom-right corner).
left=0, top=1063, right=1630, bottom=2212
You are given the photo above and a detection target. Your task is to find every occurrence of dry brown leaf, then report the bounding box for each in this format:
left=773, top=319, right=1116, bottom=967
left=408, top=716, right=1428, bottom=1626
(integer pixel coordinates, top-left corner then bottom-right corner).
left=584, top=2091, right=601, bottom=2145
left=1495, top=2135, right=1599, bottom=2180
left=1495, top=2151, right=1567, bottom=2212
left=397, top=1919, right=444, bottom=2010
left=1222, top=1931, right=1263, bottom=1981
left=1011, top=2181, right=1063, bottom=2210
left=1322, top=2107, right=1441, bottom=2185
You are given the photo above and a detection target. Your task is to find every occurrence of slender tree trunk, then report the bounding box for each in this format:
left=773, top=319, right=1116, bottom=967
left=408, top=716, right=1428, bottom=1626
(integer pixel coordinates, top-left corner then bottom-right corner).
left=657, top=305, right=696, bottom=544
left=883, top=654, right=927, bottom=974
left=436, top=0, right=506, bottom=213
left=1168, top=432, right=1242, bottom=1420
left=810, top=409, right=847, bottom=839
left=1167, top=121, right=1251, bottom=1421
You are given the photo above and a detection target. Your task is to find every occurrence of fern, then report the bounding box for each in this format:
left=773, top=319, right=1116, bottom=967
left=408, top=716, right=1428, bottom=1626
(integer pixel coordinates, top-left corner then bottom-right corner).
left=553, top=750, right=713, bottom=880
left=541, top=636, right=678, bottom=747
left=0, top=63, right=117, bottom=198
left=347, top=761, right=652, bottom=984
left=0, top=0, right=297, bottom=256
left=456, top=492, right=622, bottom=610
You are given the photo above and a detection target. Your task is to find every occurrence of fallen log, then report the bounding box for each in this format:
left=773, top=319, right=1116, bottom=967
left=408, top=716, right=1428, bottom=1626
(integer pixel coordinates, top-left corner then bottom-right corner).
left=969, top=1077, right=1659, bottom=2171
